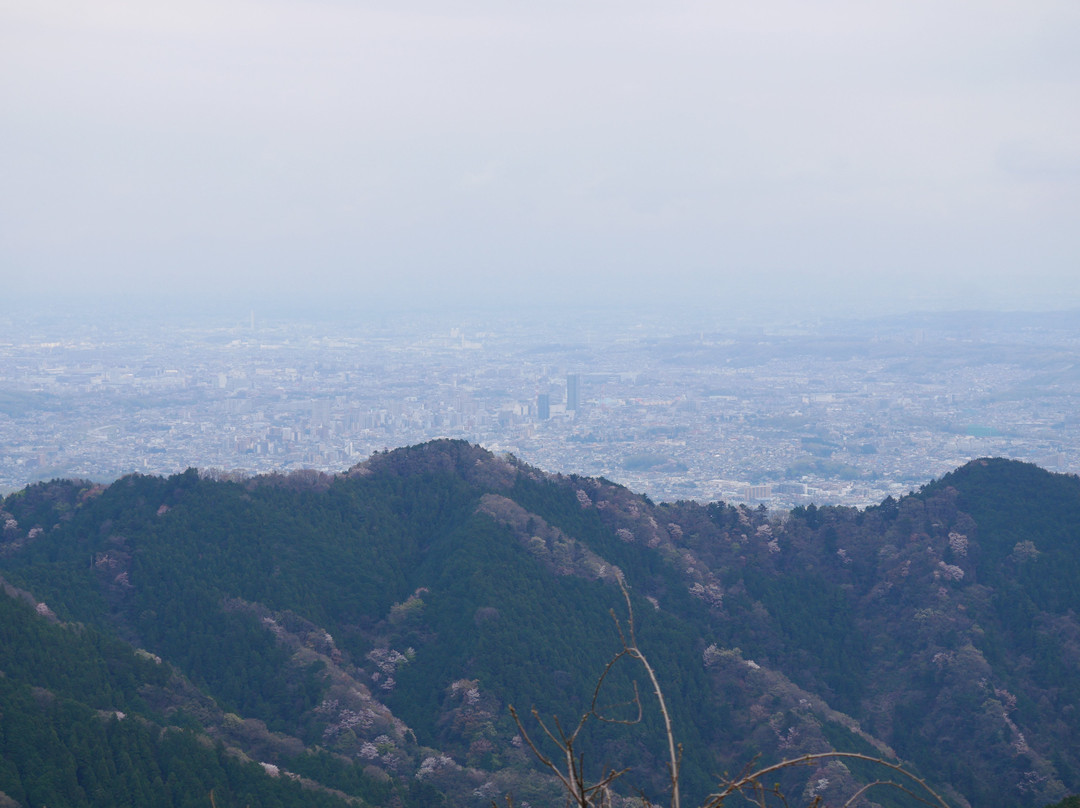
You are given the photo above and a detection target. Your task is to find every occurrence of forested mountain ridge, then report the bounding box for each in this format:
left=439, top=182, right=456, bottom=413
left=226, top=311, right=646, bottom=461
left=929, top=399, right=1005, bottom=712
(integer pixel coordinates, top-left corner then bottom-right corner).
left=1, top=441, right=1078, bottom=807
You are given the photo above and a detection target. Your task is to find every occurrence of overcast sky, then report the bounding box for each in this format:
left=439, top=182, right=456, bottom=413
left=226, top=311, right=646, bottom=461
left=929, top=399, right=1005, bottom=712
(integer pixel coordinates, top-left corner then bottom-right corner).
left=2, top=0, right=1078, bottom=318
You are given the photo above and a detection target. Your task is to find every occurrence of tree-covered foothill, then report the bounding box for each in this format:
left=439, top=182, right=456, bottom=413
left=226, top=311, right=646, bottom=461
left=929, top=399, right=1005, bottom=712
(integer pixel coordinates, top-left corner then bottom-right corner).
left=0, top=589, right=353, bottom=808
left=0, top=684, right=353, bottom=808
left=2, top=442, right=1080, bottom=807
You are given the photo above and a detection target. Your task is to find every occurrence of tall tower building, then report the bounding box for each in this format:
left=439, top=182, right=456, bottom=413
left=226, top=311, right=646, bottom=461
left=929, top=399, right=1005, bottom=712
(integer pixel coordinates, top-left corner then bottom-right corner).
left=566, top=374, right=580, bottom=411
left=537, top=393, right=550, bottom=420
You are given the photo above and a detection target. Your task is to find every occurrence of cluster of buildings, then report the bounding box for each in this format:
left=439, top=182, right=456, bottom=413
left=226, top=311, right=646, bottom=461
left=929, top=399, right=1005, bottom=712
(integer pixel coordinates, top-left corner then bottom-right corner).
left=1, top=308, right=1077, bottom=508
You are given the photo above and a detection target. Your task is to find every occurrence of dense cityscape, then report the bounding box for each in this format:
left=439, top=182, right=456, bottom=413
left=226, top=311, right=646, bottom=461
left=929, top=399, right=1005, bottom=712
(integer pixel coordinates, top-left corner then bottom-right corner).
left=2, top=306, right=1079, bottom=507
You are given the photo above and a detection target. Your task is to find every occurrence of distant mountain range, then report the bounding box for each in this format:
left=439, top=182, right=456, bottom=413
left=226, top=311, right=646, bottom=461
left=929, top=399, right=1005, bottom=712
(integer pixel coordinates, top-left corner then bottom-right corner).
left=1, top=440, right=1079, bottom=808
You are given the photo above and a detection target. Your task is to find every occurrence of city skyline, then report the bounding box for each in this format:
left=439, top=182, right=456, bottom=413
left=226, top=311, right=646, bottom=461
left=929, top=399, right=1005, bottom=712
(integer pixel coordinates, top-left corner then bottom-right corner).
left=3, top=304, right=1078, bottom=508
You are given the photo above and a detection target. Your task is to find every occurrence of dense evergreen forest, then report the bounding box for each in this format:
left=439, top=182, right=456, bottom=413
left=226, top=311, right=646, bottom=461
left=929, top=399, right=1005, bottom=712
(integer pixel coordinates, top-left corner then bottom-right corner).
left=1, top=441, right=1079, bottom=807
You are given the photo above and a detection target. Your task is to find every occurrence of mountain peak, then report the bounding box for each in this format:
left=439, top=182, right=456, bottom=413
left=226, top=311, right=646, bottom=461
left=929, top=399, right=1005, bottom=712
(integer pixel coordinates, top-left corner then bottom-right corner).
left=3, top=447, right=1080, bottom=807
left=348, top=438, right=520, bottom=490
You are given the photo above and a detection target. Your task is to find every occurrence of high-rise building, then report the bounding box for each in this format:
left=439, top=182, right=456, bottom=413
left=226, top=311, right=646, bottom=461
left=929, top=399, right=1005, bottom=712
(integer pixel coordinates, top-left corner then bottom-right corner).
left=537, top=393, right=550, bottom=420
left=566, top=374, right=580, bottom=411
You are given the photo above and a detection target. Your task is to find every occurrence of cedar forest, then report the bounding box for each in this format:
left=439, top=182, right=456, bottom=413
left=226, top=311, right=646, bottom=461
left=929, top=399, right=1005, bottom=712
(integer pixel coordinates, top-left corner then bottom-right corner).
left=1, top=440, right=1079, bottom=808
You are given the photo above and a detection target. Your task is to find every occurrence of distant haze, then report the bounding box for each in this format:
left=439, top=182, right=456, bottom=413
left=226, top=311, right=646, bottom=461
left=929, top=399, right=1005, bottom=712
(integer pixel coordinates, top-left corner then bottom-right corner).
left=2, top=1, right=1078, bottom=318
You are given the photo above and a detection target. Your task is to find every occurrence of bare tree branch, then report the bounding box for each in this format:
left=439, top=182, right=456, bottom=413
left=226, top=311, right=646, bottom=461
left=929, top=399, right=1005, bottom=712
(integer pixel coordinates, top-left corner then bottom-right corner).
left=509, top=582, right=952, bottom=808
left=705, top=752, right=951, bottom=808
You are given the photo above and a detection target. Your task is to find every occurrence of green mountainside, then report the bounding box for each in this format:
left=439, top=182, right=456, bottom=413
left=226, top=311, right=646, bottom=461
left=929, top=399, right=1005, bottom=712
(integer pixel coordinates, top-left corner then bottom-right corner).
left=1, top=441, right=1078, bottom=807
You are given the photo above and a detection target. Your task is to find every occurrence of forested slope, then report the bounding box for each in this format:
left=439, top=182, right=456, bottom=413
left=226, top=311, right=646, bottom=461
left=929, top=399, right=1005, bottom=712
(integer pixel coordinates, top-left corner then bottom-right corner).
left=1, top=442, right=1078, bottom=807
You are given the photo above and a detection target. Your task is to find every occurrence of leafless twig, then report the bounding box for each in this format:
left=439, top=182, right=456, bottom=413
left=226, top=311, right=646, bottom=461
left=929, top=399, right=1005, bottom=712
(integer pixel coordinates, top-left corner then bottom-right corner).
left=705, top=752, right=952, bottom=808
left=510, top=581, right=952, bottom=808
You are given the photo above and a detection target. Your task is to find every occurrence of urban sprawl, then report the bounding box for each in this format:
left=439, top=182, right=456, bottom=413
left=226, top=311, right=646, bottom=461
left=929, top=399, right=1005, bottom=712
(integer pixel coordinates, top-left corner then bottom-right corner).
left=2, top=307, right=1078, bottom=508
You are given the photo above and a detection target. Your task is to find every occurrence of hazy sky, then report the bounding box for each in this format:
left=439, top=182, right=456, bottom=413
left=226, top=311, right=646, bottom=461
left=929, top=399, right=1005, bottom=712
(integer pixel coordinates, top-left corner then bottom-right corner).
left=2, top=1, right=1078, bottom=317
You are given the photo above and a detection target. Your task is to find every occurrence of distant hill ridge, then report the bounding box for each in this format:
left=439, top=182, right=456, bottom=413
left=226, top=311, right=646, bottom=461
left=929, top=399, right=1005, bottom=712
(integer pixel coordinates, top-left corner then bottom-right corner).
left=0, top=441, right=1079, bottom=808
